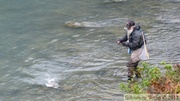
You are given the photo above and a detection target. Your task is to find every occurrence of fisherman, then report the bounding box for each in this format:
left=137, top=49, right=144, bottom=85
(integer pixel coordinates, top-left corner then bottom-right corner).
left=117, top=20, right=146, bottom=81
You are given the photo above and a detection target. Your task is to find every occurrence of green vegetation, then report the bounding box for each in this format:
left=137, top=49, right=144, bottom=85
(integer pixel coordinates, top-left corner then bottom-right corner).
left=119, top=62, right=180, bottom=100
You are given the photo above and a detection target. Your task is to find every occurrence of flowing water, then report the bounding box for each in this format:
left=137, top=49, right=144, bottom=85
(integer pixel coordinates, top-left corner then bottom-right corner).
left=0, top=0, right=179, bottom=101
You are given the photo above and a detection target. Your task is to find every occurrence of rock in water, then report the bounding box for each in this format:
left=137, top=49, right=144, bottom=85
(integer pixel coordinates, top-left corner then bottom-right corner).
left=65, top=21, right=84, bottom=28
left=104, top=0, right=127, bottom=3
left=65, top=18, right=126, bottom=28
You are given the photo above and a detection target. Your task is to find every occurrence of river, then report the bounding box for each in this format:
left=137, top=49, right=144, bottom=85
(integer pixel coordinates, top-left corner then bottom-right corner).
left=0, top=0, right=179, bottom=101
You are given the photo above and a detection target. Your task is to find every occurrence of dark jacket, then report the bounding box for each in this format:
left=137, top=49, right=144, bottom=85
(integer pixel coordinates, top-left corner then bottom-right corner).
left=119, top=25, right=146, bottom=51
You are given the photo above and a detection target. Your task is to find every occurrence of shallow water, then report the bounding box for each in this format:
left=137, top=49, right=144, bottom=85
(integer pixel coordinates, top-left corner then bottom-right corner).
left=0, top=0, right=179, bottom=101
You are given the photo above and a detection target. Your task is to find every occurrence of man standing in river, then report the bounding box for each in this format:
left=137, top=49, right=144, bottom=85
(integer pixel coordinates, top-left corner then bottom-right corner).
left=117, top=20, right=145, bottom=81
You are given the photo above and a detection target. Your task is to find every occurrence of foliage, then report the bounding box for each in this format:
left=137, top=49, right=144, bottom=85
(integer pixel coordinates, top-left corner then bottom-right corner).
left=119, top=62, right=180, bottom=96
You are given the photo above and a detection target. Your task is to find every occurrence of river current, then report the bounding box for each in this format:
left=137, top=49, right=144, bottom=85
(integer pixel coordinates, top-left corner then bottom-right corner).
left=0, top=0, right=179, bottom=101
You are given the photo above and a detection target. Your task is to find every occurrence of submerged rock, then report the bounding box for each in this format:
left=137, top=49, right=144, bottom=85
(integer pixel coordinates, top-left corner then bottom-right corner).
left=65, top=18, right=126, bottom=28
left=104, top=0, right=127, bottom=3
left=65, top=21, right=86, bottom=28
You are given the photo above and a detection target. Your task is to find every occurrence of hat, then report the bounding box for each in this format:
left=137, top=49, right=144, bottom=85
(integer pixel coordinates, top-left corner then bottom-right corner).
left=126, top=20, right=135, bottom=29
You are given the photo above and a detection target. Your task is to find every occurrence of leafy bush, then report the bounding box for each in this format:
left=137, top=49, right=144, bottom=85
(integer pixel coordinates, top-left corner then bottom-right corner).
left=119, top=62, right=180, bottom=95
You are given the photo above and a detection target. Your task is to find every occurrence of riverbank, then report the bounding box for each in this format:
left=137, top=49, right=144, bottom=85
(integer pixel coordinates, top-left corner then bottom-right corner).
left=120, top=62, right=180, bottom=100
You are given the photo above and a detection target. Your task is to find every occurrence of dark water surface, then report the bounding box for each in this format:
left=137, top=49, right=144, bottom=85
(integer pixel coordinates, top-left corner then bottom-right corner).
left=0, top=0, right=179, bottom=101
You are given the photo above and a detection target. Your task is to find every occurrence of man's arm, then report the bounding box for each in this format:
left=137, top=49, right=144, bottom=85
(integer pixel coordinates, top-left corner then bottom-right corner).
left=121, top=34, right=141, bottom=49
left=128, top=35, right=141, bottom=48
left=117, top=34, right=128, bottom=44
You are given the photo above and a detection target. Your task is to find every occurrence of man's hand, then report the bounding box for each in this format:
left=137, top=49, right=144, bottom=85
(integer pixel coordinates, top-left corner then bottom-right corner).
left=121, top=42, right=129, bottom=46
left=117, top=40, right=121, bottom=44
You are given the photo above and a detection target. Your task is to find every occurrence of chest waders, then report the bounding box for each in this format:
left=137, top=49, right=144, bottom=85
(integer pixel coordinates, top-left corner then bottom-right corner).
left=127, top=32, right=141, bottom=80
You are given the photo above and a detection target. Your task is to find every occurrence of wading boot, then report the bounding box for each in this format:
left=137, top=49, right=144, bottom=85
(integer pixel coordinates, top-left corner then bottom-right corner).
left=135, top=73, right=141, bottom=78
left=127, top=76, right=132, bottom=81
left=127, top=67, right=133, bottom=81
left=134, top=67, right=141, bottom=78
